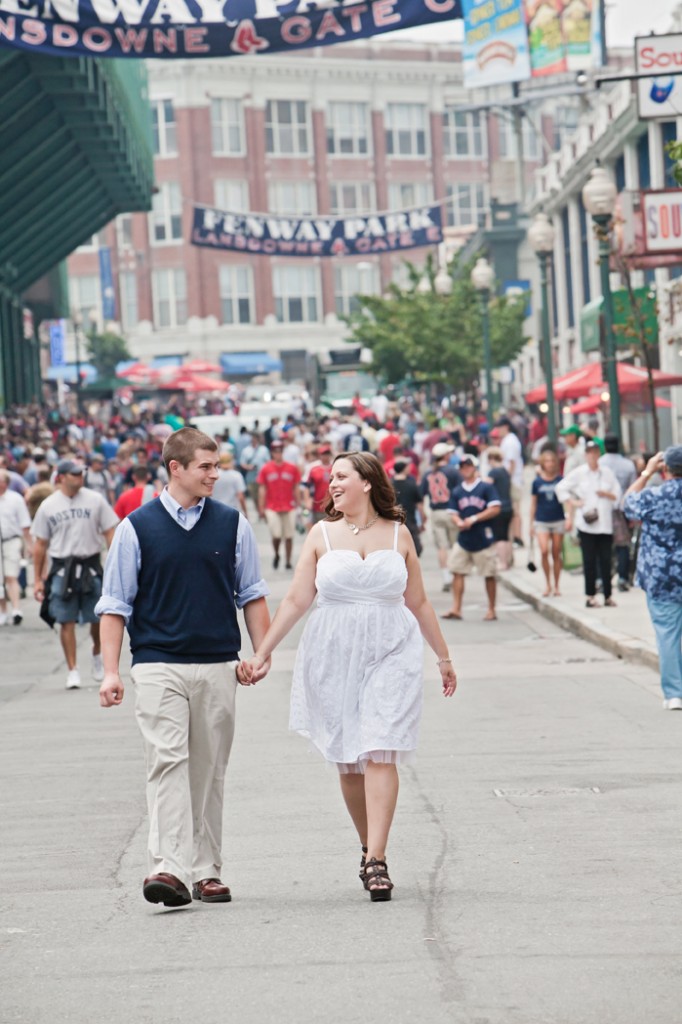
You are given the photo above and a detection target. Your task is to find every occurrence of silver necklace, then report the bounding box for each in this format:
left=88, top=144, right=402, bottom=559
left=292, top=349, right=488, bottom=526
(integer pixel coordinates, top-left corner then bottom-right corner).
left=344, top=513, right=379, bottom=536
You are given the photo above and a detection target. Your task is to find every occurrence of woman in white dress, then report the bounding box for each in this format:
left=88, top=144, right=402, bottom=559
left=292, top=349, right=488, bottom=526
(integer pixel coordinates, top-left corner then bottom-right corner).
left=240, top=453, right=457, bottom=901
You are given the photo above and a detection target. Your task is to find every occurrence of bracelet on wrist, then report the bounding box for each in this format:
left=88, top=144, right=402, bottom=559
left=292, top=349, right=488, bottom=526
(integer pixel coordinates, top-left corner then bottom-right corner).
left=436, top=657, right=452, bottom=666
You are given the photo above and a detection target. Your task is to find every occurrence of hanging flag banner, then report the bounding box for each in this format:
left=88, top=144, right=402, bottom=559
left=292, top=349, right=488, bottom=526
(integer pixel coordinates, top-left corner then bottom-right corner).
left=191, top=204, right=443, bottom=256
left=98, top=246, right=116, bottom=321
left=461, top=0, right=531, bottom=88
left=0, top=0, right=460, bottom=60
left=525, top=0, right=567, bottom=76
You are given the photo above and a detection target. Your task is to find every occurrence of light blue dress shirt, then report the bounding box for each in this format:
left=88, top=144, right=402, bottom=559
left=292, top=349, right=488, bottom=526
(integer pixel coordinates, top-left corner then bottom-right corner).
left=95, top=488, right=269, bottom=624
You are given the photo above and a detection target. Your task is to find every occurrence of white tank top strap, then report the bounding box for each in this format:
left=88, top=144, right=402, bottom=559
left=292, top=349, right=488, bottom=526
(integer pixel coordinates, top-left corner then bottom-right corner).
left=320, top=521, right=332, bottom=552
left=393, top=521, right=399, bottom=551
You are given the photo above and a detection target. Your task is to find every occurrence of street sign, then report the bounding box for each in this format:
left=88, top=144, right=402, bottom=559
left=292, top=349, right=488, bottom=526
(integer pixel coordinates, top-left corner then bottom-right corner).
left=641, top=190, right=682, bottom=254
left=635, top=34, right=682, bottom=120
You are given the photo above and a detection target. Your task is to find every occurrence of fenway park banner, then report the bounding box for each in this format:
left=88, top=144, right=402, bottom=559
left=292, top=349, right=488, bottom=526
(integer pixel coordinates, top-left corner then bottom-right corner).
left=0, top=0, right=460, bottom=60
left=191, top=204, right=443, bottom=256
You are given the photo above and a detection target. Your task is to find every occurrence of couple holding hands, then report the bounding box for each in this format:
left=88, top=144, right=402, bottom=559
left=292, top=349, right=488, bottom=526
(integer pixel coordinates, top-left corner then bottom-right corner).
left=98, top=428, right=456, bottom=908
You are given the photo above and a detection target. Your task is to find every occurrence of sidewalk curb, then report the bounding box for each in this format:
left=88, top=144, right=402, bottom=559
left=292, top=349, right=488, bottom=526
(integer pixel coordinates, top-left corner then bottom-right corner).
left=499, top=574, right=660, bottom=672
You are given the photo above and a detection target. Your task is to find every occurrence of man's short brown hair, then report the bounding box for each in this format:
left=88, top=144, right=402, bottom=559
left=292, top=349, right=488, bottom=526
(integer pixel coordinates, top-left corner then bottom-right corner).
left=162, top=427, right=217, bottom=472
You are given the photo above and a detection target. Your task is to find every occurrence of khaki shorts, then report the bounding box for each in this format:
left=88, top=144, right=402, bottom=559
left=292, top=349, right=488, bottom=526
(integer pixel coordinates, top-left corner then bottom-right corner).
left=534, top=520, right=566, bottom=535
left=511, top=483, right=522, bottom=510
left=447, top=543, right=497, bottom=578
left=431, top=508, right=459, bottom=551
left=265, top=509, right=294, bottom=540
left=0, top=536, right=22, bottom=577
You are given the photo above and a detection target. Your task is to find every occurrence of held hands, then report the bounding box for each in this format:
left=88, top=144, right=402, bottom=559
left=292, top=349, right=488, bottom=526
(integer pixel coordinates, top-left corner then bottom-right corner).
left=237, top=654, right=271, bottom=686
left=439, top=661, right=457, bottom=698
left=99, top=672, right=125, bottom=707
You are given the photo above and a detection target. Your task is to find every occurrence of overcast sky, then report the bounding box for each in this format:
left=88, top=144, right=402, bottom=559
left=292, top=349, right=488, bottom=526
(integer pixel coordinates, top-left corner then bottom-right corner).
left=390, top=0, right=677, bottom=49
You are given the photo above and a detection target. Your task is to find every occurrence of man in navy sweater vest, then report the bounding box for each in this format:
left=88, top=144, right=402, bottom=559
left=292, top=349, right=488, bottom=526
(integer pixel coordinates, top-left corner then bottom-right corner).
left=97, top=428, right=271, bottom=909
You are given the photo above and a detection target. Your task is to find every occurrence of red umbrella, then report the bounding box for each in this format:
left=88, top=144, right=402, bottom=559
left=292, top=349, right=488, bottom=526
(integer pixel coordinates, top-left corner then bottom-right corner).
left=183, top=358, right=223, bottom=375
left=157, top=370, right=229, bottom=393
left=568, top=394, right=673, bottom=415
left=526, top=362, right=682, bottom=403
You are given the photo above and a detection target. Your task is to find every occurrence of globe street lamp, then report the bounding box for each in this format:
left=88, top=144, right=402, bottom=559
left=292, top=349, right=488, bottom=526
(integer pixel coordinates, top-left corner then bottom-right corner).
left=582, top=164, right=622, bottom=445
left=528, top=212, right=557, bottom=444
left=471, top=257, right=495, bottom=422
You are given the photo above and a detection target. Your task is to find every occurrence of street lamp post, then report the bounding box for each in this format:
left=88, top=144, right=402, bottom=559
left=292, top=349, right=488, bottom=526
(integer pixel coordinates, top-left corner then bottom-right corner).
left=70, top=309, right=83, bottom=409
left=582, top=165, right=622, bottom=446
left=470, top=257, right=495, bottom=423
left=528, top=212, right=557, bottom=444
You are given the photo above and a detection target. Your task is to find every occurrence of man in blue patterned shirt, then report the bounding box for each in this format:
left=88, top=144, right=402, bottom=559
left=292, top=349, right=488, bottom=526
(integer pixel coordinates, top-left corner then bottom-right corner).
left=623, top=447, right=682, bottom=710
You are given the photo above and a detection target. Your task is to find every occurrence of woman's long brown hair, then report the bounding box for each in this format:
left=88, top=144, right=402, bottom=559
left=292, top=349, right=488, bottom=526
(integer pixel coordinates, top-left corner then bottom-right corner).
left=324, top=452, right=406, bottom=523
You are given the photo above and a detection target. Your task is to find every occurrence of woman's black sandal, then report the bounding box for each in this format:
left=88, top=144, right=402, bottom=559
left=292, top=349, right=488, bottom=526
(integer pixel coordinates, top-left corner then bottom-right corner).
left=363, top=857, right=393, bottom=902
left=359, top=846, right=369, bottom=889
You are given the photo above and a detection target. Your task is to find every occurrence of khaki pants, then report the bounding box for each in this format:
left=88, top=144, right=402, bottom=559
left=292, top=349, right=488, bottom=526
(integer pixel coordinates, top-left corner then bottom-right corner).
left=131, top=661, right=239, bottom=891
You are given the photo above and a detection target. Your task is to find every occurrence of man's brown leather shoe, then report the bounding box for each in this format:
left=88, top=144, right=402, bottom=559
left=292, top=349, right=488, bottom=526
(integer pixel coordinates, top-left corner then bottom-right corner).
left=143, top=873, right=192, bottom=907
left=192, top=878, right=232, bottom=903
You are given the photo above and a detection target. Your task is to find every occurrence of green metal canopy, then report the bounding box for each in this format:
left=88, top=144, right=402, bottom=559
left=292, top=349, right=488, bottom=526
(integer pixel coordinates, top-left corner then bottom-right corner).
left=0, top=52, right=154, bottom=409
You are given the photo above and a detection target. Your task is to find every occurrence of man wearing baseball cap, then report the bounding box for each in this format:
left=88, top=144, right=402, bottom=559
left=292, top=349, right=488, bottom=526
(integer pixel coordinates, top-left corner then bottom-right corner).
left=420, top=442, right=462, bottom=591
left=559, top=425, right=586, bottom=475
left=31, top=458, right=118, bottom=689
left=623, top=447, right=682, bottom=710
left=443, top=454, right=501, bottom=621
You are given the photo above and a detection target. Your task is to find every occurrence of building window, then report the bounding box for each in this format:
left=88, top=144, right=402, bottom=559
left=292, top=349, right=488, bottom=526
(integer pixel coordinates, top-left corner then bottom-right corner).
left=553, top=106, right=579, bottom=151
left=152, top=99, right=177, bottom=157
left=119, top=272, right=138, bottom=331
left=214, top=179, right=249, bottom=212
left=210, top=98, right=245, bottom=156
left=329, top=182, right=374, bottom=215
left=387, top=181, right=433, bottom=210
left=116, top=215, right=133, bottom=251
left=149, top=183, right=182, bottom=245
left=76, top=231, right=106, bottom=252
left=334, top=262, right=380, bottom=317
left=326, top=102, right=370, bottom=156
left=268, top=180, right=316, bottom=216
left=69, top=275, right=100, bottom=331
left=445, top=184, right=488, bottom=228
left=385, top=103, right=429, bottom=158
left=443, top=109, right=485, bottom=158
left=152, top=268, right=187, bottom=328
left=498, top=116, right=541, bottom=161
left=273, top=266, right=319, bottom=323
left=219, top=265, right=253, bottom=324
left=265, top=100, right=310, bottom=156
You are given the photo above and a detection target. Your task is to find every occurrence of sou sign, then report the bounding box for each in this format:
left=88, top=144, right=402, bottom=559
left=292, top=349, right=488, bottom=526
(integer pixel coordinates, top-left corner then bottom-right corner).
left=636, top=33, right=682, bottom=120
left=642, top=191, right=682, bottom=256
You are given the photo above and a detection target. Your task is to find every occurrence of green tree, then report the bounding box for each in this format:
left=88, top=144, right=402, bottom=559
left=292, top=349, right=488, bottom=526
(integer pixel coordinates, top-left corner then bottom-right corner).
left=344, top=253, right=528, bottom=392
left=86, top=330, right=132, bottom=381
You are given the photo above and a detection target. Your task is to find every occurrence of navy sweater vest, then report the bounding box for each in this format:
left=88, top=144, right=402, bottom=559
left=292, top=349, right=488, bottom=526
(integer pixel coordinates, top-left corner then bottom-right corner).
left=127, top=498, right=241, bottom=665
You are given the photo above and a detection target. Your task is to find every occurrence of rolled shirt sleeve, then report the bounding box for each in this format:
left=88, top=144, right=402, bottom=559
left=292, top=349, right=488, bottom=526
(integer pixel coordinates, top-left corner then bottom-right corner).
left=235, top=515, right=269, bottom=608
left=95, top=518, right=141, bottom=623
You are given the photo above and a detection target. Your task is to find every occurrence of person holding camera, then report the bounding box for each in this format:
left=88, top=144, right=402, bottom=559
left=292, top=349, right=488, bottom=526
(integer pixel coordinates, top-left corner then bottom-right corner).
left=556, top=440, right=621, bottom=608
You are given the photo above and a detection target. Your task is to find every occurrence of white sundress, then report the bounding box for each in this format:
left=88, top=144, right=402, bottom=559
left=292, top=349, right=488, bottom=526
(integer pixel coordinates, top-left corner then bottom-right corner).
left=289, top=521, right=424, bottom=772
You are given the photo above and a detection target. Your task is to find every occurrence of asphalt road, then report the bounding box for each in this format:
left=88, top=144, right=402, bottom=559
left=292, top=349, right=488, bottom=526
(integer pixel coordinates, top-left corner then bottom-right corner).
left=1, top=528, right=678, bottom=1024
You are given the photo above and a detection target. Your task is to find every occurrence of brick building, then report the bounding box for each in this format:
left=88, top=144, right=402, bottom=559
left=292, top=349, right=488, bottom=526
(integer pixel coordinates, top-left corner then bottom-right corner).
left=66, top=40, right=570, bottom=380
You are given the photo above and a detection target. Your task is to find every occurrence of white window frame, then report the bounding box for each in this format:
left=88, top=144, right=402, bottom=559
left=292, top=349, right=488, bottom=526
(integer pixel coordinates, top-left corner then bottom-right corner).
left=69, top=275, right=101, bottom=332
left=498, top=115, right=541, bottom=161
left=219, top=265, right=254, bottom=325
left=152, top=98, right=177, bottom=158
left=385, top=103, right=429, bottom=158
left=76, top=230, right=106, bottom=253
left=443, top=109, right=486, bottom=159
left=151, top=268, right=187, bottom=329
left=387, top=181, right=433, bottom=211
left=149, top=182, right=183, bottom=246
left=334, top=262, right=380, bottom=318
left=445, top=183, right=488, bottom=229
left=326, top=102, right=371, bottom=156
left=329, top=181, right=375, bottom=216
left=265, top=100, right=311, bottom=156
left=214, top=179, right=250, bottom=212
left=210, top=97, right=245, bottom=156
left=116, top=214, right=133, bottom=251
left=273, top=265, right=320, bottom=323
left=118, top=271, right=138, bottom=331
left=268, top=180, right=317, bottom=217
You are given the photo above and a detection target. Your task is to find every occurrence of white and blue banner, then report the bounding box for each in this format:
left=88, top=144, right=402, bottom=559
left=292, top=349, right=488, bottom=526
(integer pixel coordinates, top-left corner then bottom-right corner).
left=461, top=0, right=530, bottom=88
left=191, top=203, right=443, bottom=256
left=0, top=0, right=460, bottom=60
left=99, top=246, right=116, bottom=321
left=49, top=320, right=66, bottom=367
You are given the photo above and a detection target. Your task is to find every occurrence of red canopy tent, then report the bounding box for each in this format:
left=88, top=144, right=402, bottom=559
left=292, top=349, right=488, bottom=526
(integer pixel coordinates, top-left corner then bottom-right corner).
left=156, top=370, right=230, bottom=393
left=525, top=362, right=682, bottom=404
left=568, top=394, right=673, bottom=415
left=182, top=358, right=223, bottom=375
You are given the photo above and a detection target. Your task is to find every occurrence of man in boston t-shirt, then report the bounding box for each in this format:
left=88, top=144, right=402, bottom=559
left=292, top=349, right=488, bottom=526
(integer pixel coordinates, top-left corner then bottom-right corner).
left=443, top=454, right=501, bottom=621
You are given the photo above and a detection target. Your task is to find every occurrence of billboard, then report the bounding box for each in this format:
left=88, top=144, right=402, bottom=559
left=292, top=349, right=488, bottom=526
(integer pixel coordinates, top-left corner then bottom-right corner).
left=641, top=190, right=682, bottom=256
left=461, top=0, right=531, bottom=88
left=636, top=34, right=682, bottom=120
left=613, top=190, right=682, bottom=269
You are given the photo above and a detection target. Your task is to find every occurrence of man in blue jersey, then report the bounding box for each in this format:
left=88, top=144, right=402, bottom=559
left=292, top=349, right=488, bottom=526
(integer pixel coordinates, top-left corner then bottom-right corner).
left=442, top=454, right=501, bottom=622
left=96, top=428, right=271, bottom=910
